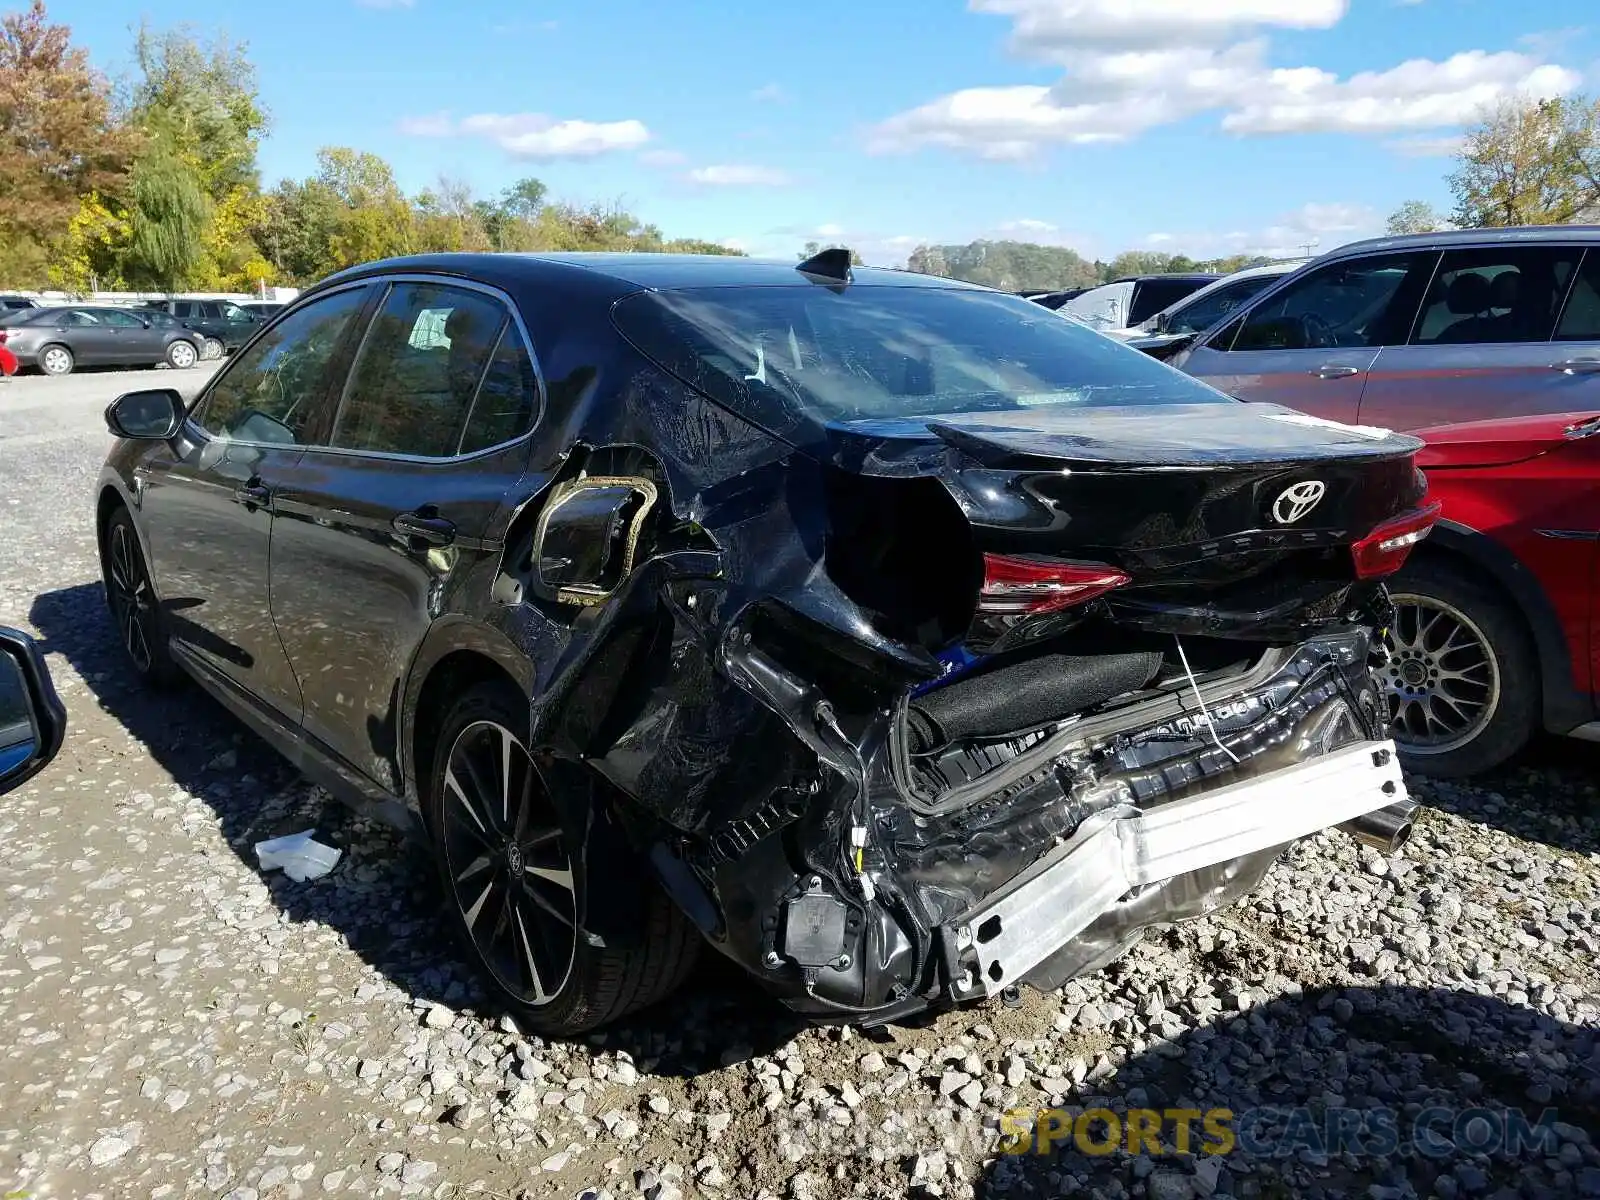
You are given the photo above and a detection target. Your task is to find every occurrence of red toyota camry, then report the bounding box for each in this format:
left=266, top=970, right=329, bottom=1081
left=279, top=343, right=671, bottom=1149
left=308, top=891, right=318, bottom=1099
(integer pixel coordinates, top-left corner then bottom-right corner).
left=1385, top=409, right=1599, bottom=776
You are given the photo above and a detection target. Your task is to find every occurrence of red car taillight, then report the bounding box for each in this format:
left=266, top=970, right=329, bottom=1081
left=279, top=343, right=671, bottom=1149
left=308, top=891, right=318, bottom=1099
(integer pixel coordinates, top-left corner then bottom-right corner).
left=977, top=554, right=1132, bottom=616
left=1351, top=501, right=1442, bottom=579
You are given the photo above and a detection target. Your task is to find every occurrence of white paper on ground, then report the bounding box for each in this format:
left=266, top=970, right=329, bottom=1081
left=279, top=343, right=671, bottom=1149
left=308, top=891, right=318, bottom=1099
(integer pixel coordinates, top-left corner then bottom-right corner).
left=254, top=829, right=342, bottom=881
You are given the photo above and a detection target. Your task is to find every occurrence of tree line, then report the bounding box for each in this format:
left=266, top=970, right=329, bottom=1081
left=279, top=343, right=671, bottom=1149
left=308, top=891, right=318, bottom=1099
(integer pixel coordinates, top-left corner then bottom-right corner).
left=1387, top=95, right=1600, bottom=234
left=0, top=1, right=740, bottom=294
left=904, top=244, right=1274, bottom=294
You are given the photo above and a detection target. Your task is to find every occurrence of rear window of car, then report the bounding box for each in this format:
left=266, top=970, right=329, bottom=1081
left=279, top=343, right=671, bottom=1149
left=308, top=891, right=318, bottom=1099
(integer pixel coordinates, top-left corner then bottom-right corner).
left=612, top=285, right=1229, bottom=435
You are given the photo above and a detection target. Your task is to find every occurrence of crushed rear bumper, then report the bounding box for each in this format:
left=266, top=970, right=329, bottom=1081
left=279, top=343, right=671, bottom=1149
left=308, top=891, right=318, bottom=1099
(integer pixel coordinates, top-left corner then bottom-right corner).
left=937, top=739, right=1408, bottom=1002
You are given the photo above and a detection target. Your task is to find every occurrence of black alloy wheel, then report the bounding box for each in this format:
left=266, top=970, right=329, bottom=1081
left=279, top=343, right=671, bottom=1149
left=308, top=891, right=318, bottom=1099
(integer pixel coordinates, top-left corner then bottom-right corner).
left=425, top=682, right=701, bottom=1035
left=439, top=717, right=578, bottom=1006
left=102, top=508, right=178, bottom=685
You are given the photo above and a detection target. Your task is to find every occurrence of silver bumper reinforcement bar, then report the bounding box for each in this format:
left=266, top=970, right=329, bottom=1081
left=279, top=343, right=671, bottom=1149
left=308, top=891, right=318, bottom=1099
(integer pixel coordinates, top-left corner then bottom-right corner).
left=942, top=739, right=1409, bottom=1001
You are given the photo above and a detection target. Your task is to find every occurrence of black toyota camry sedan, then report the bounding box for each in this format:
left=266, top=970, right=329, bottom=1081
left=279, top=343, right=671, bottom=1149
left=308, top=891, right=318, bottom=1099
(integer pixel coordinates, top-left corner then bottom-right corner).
left=96, top=249, right=1433, bottom=1034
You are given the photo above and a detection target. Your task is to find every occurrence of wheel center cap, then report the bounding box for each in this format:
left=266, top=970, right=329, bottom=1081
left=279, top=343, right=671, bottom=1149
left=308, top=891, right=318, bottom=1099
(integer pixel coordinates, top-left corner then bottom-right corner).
left=1400, top=660, right=1429, bottom=687
left=504, top=843, right=524, bottom=875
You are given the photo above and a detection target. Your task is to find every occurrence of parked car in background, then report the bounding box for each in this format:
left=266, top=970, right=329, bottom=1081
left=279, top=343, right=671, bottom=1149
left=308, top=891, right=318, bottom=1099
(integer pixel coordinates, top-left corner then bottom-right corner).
left=1060, top=273, right=1220, bottom=333
left=1021, top=288, right=1087, bottom=311
left=93, top=249, right=1426, bottom=1034
left=238, top=300, right=287, bottom=320
left=1113, top=260, right=1309, bottom=351
left=138, top=297, right=262, bottom=359
left=0, top=305, right=202, bottom=375
left=1170, top=227, right=1600, bottom=430
left=0, top=295, right=41, bottom=312
left=1379, top=409, right=1600, bottom=777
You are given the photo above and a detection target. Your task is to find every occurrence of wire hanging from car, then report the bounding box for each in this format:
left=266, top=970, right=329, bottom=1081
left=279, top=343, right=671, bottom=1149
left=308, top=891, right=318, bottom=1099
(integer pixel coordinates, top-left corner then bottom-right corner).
left=1174, top=635, right=1241, bottom=764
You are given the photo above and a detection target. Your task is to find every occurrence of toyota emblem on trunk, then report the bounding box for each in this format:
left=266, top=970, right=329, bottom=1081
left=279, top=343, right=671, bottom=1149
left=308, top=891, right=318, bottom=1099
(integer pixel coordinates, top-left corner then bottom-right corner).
left=1271, top=480, right=1326, bottom=524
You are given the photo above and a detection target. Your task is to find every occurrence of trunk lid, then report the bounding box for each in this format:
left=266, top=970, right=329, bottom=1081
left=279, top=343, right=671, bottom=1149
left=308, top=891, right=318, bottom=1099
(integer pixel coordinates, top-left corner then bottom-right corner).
left=827, top=401, right=1419, bottom=470
left=820, top=401, right=1428, bottom=653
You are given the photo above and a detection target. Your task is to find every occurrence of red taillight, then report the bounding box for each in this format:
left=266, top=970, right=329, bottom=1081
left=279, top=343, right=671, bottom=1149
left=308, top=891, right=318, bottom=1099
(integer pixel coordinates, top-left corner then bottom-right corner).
left=1351, top=501, right=1442, bottom=579
left=978, top=554, right=1131, bottom=616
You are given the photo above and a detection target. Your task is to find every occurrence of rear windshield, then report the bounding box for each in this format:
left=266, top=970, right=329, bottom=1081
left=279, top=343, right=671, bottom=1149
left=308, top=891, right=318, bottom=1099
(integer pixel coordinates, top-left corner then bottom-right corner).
left=612, top=284, right=1229, bottom=435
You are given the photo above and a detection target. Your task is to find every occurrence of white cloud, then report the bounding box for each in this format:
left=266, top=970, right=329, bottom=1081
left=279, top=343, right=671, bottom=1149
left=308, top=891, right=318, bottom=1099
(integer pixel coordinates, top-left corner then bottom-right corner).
left=997, top=218, right=1059, bottom=234
left=639, top=148, right=689, bottom=167
left=867, top=1, right=1580, bottom=158
left=683, top=164, right=794, bottom=187
left=1223, top=51, right=1580, bottom=134
left=974, top=0, right=1347, bottom=54
left=750, top=83, right=790, bottom=103
left=1385, top=133, right=1464, bottom=157
left=398, top=112, right=650, bottom=158
left=1142, top=201, right=1382, bottom=258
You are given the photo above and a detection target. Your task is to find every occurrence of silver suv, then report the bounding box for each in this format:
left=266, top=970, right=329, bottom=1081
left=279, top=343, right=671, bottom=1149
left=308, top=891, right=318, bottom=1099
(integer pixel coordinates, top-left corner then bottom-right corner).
left=1170, top=226, right=1600, bottom=430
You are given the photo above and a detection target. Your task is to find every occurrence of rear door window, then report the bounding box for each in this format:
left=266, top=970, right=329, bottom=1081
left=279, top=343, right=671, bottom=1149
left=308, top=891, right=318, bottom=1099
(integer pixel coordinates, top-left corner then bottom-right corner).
left=1229, top=252, right=1436, bottom=352
left=1129, top=278, right=1207, bottom=325
left=1158, top=276, right=1277, bottom=335
left=1410, top=246, right=1579, bottom=344
left=1555, top=251, right=1600, bottom=341
left=329, top=281, right=536, bottom=458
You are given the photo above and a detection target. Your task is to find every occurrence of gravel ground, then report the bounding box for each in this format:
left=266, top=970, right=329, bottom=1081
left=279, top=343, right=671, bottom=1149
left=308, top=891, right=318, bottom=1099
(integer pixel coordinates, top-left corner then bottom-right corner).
left=1, top=369, right=1598, bottom=1200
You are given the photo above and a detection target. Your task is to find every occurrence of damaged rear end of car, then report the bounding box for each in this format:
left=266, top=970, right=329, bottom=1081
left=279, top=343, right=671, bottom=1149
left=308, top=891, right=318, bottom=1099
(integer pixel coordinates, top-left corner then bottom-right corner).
left=510, top=267, right=1435, bottom=1026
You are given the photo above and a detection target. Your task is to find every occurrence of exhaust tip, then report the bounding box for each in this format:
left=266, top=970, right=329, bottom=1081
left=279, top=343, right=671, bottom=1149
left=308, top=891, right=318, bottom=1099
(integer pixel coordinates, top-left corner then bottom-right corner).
left=1341, top=799, right=1420, bottom=855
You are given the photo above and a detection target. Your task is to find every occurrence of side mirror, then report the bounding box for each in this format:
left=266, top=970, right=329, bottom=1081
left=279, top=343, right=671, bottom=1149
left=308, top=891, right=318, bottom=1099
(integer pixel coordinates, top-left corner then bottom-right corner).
left=106, top=389, right=185, bottom=440
left=1153, top=312, right=1170, bottom=333
left=0, top=627, right=65, bottom=795
left=531, top=476, right=659, bottom=605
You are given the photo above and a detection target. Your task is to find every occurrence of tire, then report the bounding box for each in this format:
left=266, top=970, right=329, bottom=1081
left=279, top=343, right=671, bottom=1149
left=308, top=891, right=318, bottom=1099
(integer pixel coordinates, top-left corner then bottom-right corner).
left=100, top=506, right=181, bottom=686
left=424, top=682, right=700, bottom=1035
left=1382, top=557, right=1539, bottom=778
left=39, top=344, right=74, bottom=376
left=200, top=337, right=224, bottom=361
left=166, top=339, right=199, bottom=370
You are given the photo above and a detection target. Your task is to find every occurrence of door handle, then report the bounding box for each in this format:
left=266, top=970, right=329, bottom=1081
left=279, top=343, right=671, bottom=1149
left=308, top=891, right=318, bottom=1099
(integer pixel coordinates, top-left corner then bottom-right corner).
left=233, top=482, right=271, bottom=508
left=1310, top=365, right=1361, bottom=379
left=1555, top=358, right=1600, bottom=375
left=393, top=512, right=457, bottom=546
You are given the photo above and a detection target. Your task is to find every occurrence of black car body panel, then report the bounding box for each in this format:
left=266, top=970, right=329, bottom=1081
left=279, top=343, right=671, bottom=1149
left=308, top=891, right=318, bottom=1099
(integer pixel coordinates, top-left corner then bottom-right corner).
left=97, top=253, right=1425, bottom=1025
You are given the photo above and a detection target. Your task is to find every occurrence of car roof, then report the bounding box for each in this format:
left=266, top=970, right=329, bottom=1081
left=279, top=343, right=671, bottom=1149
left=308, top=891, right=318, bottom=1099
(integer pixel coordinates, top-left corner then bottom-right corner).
left=313, top=252, right=985, bottom=297
left=1110, top=273, right=1222, bottom=285
left=1324, top=224, right=1600, bottom=260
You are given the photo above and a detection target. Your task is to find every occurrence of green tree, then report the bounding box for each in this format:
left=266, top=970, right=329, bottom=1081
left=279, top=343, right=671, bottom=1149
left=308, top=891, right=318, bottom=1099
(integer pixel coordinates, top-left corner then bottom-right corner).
left=906, top=240, right=1099, bottom=291
left=1450, top=94, right=1600, bottom=227
left=128, top=23, right=265, bottom=198
left=0, top=1, right=134, bottom=287
left=1105, top=250, right=1178, bottom=279
left=122, top=143, right=207, bottom=287
left=1386, top=199, right=1449, bottom=235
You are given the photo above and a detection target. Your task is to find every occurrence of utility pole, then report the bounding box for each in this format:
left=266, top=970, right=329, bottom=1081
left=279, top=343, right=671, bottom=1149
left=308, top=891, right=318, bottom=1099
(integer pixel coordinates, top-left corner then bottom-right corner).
left=1300, top=237, right=1321, bottom=257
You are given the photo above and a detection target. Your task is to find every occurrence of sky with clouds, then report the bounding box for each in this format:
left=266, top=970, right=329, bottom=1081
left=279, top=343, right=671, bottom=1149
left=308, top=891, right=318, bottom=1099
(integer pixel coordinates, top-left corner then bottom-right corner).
left=50, top=0, right=1600, bottom=266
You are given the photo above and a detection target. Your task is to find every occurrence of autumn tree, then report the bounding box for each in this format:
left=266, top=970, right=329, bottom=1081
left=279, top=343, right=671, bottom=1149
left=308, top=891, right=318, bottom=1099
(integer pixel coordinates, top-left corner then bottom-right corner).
left=0, top=1, right=133, bottom=286
left=1449, top=94, right=1600, bottom=228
